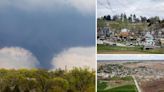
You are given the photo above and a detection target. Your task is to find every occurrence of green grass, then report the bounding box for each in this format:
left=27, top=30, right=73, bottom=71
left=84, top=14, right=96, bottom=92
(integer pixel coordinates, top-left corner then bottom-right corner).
left=98, top=85, right=138, bottom=92
left=97, top=44, right=164, bottom=54
left=97, top=44, right=143, bottom=51
left=97, top=81, right=108, bottom=91
left=97, top=76, right=138, bottom=92
left=98, top=20, right=148, bottom=32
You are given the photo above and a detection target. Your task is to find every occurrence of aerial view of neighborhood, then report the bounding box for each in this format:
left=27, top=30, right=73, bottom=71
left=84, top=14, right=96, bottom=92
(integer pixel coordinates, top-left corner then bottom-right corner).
left=97, top=60, right=164, bottom=92
left=97, top=0, right=164, bottom=54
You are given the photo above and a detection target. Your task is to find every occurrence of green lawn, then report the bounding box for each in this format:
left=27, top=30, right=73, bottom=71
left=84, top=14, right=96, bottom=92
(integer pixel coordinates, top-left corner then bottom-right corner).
left=98, top=85, right=138, bottom=92
left=97, top=81, right=108, bottom=91
left=97, top=44, right=164, bottom=54
left=97, top=76, right=138, bottom=92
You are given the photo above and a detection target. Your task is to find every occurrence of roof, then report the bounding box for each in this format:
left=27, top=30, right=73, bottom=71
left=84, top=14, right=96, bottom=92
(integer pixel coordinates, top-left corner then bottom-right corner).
left=119, top=32, right=129, bottom=37
left=121, top=28, right=129, bottom=32
left=145, top=32, right=154, bottom=39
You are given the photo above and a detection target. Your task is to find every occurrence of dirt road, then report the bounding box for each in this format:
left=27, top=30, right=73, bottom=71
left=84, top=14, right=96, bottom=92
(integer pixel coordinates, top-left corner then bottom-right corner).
left=132, top=75, right=142, bottom=92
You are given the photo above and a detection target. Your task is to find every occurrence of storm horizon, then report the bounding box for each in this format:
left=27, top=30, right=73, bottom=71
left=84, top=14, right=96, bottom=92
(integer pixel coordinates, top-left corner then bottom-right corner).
left=0, top=0, right=95, bottom=69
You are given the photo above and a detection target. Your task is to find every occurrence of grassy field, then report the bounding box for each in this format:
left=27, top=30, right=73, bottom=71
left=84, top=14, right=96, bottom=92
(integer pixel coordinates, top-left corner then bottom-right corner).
left=97, top=81, right=138, bottom=92
left=98, top=85, right=138, bottom=92
left=97, top=76, right=138, bottom=92
left=97, top=44, right=164, bottom=54
left=97, top=81, right=108, bottom=91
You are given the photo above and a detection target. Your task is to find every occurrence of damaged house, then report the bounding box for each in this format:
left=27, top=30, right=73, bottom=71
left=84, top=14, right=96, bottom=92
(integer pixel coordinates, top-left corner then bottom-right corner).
left=143, top=32, right=155, bottom=50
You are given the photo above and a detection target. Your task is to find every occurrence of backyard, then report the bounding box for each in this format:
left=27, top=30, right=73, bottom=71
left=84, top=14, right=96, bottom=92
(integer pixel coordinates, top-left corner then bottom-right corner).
left=97, top=76, right=138, bottom=92
left=97, top=44, right=164, bottom=54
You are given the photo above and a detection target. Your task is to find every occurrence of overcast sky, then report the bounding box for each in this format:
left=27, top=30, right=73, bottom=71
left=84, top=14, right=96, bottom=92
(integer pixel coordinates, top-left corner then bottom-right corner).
left=0, top=0, right=95, bottom=69
left=97, top=0, right=164, bottom=19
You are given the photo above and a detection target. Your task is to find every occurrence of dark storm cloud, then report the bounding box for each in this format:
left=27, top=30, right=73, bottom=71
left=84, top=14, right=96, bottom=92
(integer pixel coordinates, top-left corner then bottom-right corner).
left=0, top=5, right=95, bottom=68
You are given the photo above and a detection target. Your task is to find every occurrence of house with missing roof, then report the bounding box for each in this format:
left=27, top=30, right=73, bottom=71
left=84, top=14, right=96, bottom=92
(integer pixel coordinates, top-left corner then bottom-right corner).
left=97, top=27, right=112, bottom=40
left=143, top=32, right=155, bottom=50
left=160, top=38, right=164, bottom=47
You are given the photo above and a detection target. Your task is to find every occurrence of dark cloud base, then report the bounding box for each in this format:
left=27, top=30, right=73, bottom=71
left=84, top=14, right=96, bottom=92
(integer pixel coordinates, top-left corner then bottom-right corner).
left=0, top=8, right=95, bottom=68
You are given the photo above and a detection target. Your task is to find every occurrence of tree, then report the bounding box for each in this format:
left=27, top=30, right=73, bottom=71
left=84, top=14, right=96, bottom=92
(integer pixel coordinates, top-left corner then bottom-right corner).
left=147, top=16, right=160, bottom=27
left=103, top=15, right=111, bottom=21
left=140, top=16, right=147, bottom=23
left=106, top=15, right=111, bottom=21
left=123, top=13, right=127, bottom=22
left=148, top=16, right=160, bottom=23
left=103, top=15, right=107, bottom=20
left=135, top=18, right=140, bottom=23
left=24, top=89, right=30, bottom=92
left=120, top=13, right=124, bottom=21
left=51, top=77, right=69, bottom=92
left=0, top=68, right=95, bottom=92
left=133, top=14, right=136, bottom=22
left=113, top=15, right=119, bottom=21
left=128, top=16, right=132, bottom=22
left=51, top=69, right=65, bottom=78
left=66, top=68, right=95, bottom=92
left=13, top=85, right=20, bottom=92
left=3, top=86, right=12, bottom=92
left=97, top=19, right=106, bottom=28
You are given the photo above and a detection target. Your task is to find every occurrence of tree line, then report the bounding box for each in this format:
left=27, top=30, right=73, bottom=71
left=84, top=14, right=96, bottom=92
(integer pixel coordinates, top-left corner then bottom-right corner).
left=0, top=68, right=95, bottom=92
left=97, top=13, right=164, bottom=31
left=98, top=13, right=163, bottom=24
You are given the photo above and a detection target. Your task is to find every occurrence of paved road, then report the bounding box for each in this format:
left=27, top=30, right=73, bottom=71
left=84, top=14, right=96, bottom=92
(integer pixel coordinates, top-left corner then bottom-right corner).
left=132, top=75, right=142, bottom=92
